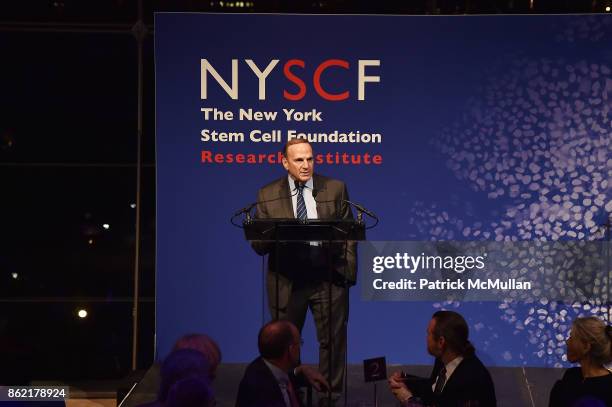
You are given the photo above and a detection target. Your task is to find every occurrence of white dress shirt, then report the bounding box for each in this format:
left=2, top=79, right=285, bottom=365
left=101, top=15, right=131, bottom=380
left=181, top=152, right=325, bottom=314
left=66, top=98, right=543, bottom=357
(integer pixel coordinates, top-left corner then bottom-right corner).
left=399, top=356, right=466, bottom=407
left=432, top=356, right=464, bottom=392
left=262, top=358, right=293, bottom=407
left=287, top=175, right=318, bottom=219
left=288, top=175, right=320, bottom=246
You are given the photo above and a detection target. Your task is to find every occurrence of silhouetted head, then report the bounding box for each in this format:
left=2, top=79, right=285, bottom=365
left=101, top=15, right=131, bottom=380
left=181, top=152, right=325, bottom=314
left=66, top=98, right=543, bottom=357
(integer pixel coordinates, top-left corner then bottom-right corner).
left=173, top=333, right=221, bottom=380
left=428, top=311, right=475, bottom=359
left=165, top=376, right=215, bottom=407
left=566, top=316, right=612, bottom=367
left=159, top=348, right=210, bottom=402
left=258, top=320, right=301, bottom=371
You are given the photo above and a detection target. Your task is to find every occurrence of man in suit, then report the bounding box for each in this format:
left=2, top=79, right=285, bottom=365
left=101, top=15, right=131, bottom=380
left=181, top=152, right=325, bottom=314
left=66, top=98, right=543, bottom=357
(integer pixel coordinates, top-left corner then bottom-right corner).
left=250, top=139, right=356, bottom=404
left=388, top=311, right=497, bottom=407
left=236, top=320, right=329, bottom=407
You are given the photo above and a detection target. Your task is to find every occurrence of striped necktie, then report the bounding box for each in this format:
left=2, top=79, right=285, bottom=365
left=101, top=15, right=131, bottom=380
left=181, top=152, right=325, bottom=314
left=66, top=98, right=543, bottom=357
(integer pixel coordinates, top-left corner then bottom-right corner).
left=296, top=183, right=307, bottom=220
left=286, top=379, right=301, bottom=407
left=433, top=366, right=447, bottom=394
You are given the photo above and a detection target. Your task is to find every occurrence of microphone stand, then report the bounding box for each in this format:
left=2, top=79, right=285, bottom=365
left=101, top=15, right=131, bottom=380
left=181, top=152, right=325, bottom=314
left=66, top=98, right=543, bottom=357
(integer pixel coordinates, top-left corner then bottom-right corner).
left=603, top=217, right=611, bottom=324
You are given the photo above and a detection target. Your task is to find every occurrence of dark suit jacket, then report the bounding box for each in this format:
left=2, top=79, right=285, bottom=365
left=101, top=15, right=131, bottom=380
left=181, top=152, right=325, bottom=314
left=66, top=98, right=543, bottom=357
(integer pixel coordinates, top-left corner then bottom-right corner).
left=235, top=357, right=303, bottom=407
left=251, top=173, right=357, bottom=285
left=407, top=355, right=497, bottom=407
left=548, top=367, right=612, bottom=407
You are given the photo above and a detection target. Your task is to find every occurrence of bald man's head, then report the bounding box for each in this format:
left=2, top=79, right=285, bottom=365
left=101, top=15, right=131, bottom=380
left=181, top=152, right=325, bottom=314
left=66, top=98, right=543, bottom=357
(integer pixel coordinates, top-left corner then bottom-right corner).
left=258, top=320, right=299, bottom=360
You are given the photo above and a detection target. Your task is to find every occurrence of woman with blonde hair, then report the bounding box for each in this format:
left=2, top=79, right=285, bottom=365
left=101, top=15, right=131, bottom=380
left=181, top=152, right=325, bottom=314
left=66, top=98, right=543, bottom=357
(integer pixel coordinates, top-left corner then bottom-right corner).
left=549, top=316, right=612, bottom=407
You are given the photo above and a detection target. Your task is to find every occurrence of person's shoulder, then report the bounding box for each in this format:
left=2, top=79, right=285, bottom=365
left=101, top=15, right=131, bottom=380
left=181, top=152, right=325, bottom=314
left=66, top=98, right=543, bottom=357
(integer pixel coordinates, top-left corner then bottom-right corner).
left=314, top=173, right=346, bottom=189
left=237, top=358, right=268, bottom=406
left=560, top=367, right=583, bottom=382
left=259, top=177, right=286, bottom=192
left=461, top=354, right=493, bottom=378
left=462, top=354, right=486, bottom=368
left=240, top=357, right=271, bottom=387
left=245, top=356, right=266, bottom=370
left=241, top=356, right=263, bottom=375
left=458, top=355, right=496, bottom=401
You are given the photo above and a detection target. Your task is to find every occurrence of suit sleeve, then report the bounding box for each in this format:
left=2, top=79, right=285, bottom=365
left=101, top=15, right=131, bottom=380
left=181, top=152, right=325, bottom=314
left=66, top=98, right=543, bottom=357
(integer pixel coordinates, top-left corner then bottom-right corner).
left=234, top=376, right=250, bottom=407
left=414, top=359, right=441, bottom=404
left=548, top=370, right=572, bottom=407
left=250, top=187, right=273, bottom=256
left=480, top=367, right=497, bottom=407
left=340, top=182, right=357, bottom=284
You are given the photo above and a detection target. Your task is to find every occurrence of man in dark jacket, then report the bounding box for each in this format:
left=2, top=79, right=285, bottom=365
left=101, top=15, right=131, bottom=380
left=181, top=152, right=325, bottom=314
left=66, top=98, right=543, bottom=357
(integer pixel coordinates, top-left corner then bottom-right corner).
left=236, top=320, right=329, bottom=407
left=388, top=311, right=497, bottom=407
left=250, top=139, right=356, bottom=404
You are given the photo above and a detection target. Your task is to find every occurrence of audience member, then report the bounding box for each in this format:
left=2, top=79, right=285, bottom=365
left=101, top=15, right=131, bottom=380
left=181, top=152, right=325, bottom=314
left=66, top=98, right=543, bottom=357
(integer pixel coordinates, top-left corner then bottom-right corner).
left=548, top=316, right=612, bottom=407
left=173, top=333, right=222, bottom=380
left=165, top=376, right=215, bottom=407
left=236, top=320, right=329, bottom=407
left=137, top=348, right=213, bottom=407
left=159, top=348, right=211, bottom=402
left=388, top=310, right=497, bottom=406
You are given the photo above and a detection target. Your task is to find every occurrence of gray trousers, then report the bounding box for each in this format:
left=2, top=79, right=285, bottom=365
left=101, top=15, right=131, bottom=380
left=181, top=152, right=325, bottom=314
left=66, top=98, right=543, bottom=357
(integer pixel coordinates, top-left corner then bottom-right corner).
left=267, top=272, right=348, bottom=399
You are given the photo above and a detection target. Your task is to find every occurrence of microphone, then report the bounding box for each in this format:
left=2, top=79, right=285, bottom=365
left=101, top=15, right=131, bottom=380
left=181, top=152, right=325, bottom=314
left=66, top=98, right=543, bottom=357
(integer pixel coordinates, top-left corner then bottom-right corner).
left=233, top=203, right=256, bottom=217
left=294, top=179, right=322, bottom=200
left=344, top=199, right=377, bottom=219
left=232, top=188, right=299, bottom=219
left=312, top=193, right=377, bottom=221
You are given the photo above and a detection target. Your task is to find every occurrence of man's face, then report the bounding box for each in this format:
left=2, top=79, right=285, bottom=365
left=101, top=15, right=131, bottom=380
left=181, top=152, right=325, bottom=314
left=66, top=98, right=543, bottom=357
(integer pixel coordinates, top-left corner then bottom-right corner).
left=282, top=143, right=314, bottom=183
left=426, top=319, right=443, bottom=358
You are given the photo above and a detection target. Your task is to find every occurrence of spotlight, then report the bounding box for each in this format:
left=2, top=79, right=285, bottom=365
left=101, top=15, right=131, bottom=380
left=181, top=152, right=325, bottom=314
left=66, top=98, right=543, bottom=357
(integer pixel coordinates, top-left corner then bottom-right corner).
left=11, top=272, right=18, bottom=280
left=0, top=129, right=15, bottom=151
left=130, top=203, right=136, bottom=209
left=77, top=309, right=88, bottom=318
left=606, top=6, right=611, bottom=12
left=88, top=239, right=94, bottom=245
left=102, top=224, right=110, bottom=230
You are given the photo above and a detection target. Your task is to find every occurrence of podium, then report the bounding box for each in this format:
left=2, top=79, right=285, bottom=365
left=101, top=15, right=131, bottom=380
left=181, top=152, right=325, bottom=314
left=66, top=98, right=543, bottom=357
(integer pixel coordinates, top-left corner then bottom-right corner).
left=244, top=218, right=365, bottom=317
left=244, top=218, right=366, bottom=242
left=244, top=218, right=366, bottom=403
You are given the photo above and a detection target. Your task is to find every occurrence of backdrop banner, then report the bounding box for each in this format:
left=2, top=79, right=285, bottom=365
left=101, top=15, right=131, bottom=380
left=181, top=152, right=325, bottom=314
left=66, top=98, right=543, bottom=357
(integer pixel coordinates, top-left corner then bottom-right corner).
left=155, top=13, right=612, bottom=367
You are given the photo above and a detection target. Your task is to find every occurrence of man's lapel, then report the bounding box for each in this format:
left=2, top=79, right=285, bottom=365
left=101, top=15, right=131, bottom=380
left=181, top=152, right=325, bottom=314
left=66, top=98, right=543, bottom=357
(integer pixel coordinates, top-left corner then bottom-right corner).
left=313, top=173, right=330, bottom=218
left=277, top=176, right=294, bottom=219
left=440, top=358, right=466, bottom=395
left=257, top=357, right=288, bottom=406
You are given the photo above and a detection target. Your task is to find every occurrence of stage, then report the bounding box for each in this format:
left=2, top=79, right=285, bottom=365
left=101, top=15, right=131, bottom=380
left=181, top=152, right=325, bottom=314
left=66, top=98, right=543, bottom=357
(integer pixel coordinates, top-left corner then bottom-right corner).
left=121, top=363, right=564, bottom=407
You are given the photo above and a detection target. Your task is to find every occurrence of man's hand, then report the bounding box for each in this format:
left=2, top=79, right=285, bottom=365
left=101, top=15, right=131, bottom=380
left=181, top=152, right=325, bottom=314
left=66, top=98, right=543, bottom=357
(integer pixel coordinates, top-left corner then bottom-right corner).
left=388, top=371, right=413, bottom=403
left=295, top=365, right=330, bottom=392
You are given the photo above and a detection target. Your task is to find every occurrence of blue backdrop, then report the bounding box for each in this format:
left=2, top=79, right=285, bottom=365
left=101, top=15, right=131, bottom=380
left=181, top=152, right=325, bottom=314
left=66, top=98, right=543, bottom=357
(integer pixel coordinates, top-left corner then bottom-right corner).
left=155, top=13, right=612, bottom=367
